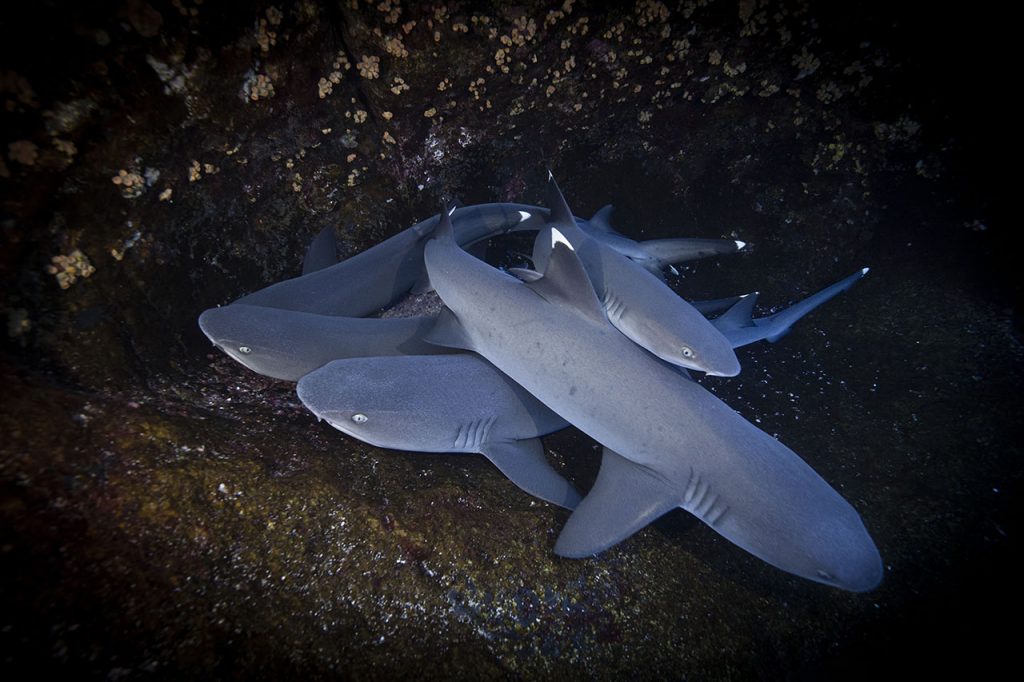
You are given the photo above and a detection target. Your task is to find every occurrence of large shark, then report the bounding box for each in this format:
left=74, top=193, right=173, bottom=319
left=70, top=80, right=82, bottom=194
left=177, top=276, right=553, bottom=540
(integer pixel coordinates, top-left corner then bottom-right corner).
left=297, top=354, right=580, bottom=509
left=422, top=201, right=882, bottom=591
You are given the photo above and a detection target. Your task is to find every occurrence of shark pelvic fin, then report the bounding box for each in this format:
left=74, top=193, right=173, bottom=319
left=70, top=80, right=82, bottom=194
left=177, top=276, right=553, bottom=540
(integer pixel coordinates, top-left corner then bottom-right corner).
left=422, top=307, right=477, bottom=351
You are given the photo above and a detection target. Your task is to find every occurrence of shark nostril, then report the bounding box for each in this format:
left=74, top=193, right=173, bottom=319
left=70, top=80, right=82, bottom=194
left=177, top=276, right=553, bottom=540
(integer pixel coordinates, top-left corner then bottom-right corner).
left=816, top=569, right=835, bottom=581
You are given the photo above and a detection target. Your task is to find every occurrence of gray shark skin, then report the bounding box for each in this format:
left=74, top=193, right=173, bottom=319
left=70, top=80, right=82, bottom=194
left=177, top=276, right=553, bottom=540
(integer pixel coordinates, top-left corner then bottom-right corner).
left=712, top=268, right=870, bottom=348
left=234, top=203, right=546, bottom=316
left=198, top=304, right=453, bottom=381
left=524, top=176, right=740, bottom=377
left=296, top=354, right=580, bottom=510
left=423, top=204, right=881, bottom=592
left=577, top=205, right=746, bottom=278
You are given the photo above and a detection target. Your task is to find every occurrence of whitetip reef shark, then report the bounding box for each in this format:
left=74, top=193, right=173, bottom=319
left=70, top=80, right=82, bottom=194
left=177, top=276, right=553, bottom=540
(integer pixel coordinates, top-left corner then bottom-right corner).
left=422, top=194, right=882, bottom=591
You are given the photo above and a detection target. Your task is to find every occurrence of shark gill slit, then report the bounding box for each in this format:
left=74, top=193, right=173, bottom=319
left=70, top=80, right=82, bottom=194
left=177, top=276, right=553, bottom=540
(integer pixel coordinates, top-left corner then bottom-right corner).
left=681, top=469, right=729, bottom=527
left=454, top=416, right=496, bottom=451
left=603, top=290, right=626, bottom=321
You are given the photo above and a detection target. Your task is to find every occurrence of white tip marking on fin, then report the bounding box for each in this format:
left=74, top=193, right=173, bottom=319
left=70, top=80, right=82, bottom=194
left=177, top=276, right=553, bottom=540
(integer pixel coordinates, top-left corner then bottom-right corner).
left=447, top=205, right=457, bottom=216
left=861, top=267, right=870, bottom=275
left=550, top=227, right=574, bottom=251
left=548, top=169, right=555, bottom=181
left=735, top=240, right=747, bottom=250
left=668, top=264, right=679, bottom=276
left=740, top=292, right=751, bottom=298
left=518, top=210, right=531, bottom=222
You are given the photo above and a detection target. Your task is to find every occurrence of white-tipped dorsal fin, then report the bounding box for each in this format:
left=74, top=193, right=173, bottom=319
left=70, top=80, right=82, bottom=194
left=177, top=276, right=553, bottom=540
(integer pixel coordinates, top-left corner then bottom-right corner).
left=551, top=227, right=574, bottom=251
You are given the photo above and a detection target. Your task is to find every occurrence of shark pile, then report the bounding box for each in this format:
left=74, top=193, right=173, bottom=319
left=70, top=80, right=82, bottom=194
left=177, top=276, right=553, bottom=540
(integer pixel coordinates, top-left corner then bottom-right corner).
left=198, top=174, right=882, bottom=592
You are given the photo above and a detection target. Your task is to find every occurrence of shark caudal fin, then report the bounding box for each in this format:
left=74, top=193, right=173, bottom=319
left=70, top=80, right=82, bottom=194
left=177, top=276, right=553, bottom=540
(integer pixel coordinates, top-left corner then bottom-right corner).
left=712, top=268, right=869, bottom=348
left=301, top=226, right=338, bottom=275
left=481, top=437, right=581, bottom=510
left=761, top=268, right=869, bottom=342
left=554, top=448, right=681, bottom=558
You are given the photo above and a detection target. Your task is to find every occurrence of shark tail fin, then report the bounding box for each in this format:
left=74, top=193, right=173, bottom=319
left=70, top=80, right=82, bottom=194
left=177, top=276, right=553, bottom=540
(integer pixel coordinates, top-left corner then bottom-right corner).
left=761, top=267, right=870, bottom=343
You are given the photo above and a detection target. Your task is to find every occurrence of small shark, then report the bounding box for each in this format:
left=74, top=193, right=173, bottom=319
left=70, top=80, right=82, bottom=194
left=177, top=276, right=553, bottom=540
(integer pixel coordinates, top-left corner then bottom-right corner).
left=423, top=203, right=881, bottom=591
left=513, top=176, right=740, bottom=376
left=297, top=354, right=580, bottom=509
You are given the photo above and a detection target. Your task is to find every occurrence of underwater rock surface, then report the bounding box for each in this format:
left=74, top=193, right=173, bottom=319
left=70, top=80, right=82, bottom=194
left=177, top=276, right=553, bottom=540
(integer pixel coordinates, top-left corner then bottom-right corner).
left=1, top=1, right=1017, bottom=678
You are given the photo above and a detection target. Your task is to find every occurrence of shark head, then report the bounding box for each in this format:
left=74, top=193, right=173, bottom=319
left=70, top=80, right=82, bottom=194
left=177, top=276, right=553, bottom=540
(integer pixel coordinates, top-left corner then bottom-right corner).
left=296, top=358, right=458, bottom=453
left=198, top=305, right=311, bottom=381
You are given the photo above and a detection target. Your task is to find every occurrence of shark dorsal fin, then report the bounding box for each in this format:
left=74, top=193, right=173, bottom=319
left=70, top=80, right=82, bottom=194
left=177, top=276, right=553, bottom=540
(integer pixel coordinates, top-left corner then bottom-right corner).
left=715, top=292, right=760, bottom=330
left=430, top=204, right=456, bottom=242
left=545, top=172, right=575, bottom=226
left=301, top=226, right=338, bottom=275
left=554, top=448, right=682, bottom=558
left=524, top=229, right=605, bottom=322
left=587, top=204, right=619, bottom=234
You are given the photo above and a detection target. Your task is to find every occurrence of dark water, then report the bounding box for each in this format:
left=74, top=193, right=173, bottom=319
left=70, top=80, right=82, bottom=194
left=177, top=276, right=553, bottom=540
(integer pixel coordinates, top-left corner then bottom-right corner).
left=1, top=1, right=1016, bottom=679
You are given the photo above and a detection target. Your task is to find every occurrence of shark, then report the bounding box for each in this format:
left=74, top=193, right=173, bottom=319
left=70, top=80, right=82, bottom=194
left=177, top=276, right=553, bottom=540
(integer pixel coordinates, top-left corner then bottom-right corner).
left=516, top=176, right=740, bottom=376
left=297, top=354, right=580, bottom=509
left=422, top=199, right=882, bottom=591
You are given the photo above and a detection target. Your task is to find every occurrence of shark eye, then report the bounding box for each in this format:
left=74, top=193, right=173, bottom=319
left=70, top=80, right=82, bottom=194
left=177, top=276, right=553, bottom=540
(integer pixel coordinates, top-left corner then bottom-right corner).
left=680, top=346, right=694, bottom=359
left=352, top=413, right=368, bottom=424
left=238, top=346, right=252, bottom=354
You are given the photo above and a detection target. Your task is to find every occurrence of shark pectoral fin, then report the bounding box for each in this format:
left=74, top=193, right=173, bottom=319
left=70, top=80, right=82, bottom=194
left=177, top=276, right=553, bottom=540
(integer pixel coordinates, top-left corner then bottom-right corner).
left=507, top=267, right=543, bottom=283
left=554, top=448, right=681, bottom=558
left=422, top=307, right=477, bottom=351
left=301, top=226, right=338, bottom=275
left=526, top=239, right=606, bottom=322
left=481, top=437, right=581, bottom=510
